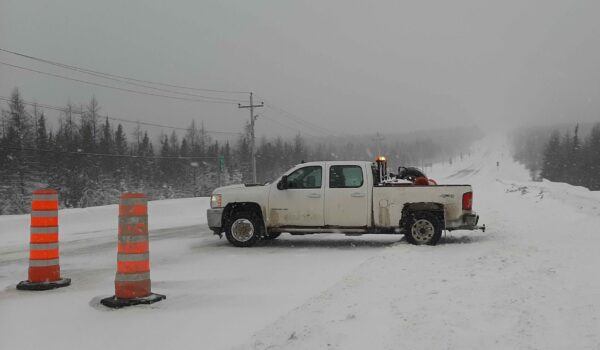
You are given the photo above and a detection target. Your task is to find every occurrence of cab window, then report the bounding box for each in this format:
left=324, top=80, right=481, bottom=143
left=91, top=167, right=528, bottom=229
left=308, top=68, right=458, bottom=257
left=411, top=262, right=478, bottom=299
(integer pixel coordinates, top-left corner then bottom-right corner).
left=287, top=166, right=322, bottom=189
left=329, top=165, right=364, bottom=188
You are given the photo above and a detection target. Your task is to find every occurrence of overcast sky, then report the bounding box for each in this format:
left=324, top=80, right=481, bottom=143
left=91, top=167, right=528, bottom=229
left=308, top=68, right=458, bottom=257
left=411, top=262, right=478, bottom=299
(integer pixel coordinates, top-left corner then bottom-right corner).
left=1, top=0, right=599, bottom=139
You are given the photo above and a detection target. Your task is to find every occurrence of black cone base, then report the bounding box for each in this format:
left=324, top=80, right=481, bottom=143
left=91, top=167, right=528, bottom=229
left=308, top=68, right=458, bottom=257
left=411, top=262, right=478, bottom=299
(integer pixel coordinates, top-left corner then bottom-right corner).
left=100, top=293, right=166, bottom=309
left=17, top=278, right=71, bottom=291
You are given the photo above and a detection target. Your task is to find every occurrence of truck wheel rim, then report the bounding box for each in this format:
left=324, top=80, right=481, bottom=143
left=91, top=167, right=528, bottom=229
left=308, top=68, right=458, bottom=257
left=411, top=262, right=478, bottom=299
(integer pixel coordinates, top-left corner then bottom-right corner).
left=231, top=218, right=254, bottom=242
left=411, top=219, right=434, bottom=244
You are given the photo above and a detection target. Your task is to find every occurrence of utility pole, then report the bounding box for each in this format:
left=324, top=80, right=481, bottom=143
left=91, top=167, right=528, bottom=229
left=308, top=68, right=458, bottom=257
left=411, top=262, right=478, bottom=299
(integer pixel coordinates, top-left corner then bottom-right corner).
left=238, top=92, right=264, bottom=183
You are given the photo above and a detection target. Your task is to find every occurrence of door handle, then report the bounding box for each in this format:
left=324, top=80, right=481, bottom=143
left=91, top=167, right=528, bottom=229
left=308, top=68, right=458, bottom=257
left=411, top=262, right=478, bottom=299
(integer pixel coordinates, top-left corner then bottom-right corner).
left=307, top=193, right=321, bottom=198
left=351, top=192, right=365, bottom=197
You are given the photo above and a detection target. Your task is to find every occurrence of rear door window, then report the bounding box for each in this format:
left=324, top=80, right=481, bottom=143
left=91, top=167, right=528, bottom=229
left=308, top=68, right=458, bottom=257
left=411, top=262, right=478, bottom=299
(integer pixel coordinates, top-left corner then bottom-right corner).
left=329, top=165, right=364, bottom=188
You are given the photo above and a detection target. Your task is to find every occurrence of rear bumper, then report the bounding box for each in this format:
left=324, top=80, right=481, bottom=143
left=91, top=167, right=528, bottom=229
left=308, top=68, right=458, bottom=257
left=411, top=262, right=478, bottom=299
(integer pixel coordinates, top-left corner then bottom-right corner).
left=447, top=213, right=485, bottom=232
left=207, top=208, right=224, bottom=232
left=464, top=213, right=479, bottom=227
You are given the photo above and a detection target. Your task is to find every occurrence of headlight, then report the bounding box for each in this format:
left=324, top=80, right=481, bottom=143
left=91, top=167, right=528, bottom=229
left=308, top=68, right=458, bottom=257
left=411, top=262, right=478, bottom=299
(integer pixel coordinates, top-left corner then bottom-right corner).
left=210, top=194, right=222, bottom=208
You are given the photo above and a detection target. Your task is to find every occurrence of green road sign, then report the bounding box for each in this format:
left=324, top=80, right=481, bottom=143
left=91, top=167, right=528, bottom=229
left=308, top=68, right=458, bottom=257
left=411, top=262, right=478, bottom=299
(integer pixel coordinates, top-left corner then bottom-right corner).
left=218, top=155, right=225, bottom=172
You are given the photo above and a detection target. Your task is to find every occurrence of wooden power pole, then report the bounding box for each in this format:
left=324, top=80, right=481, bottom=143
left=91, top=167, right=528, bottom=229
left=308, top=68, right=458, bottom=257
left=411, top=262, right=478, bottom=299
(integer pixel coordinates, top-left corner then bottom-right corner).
left=238, top=92, right=263, bottom=183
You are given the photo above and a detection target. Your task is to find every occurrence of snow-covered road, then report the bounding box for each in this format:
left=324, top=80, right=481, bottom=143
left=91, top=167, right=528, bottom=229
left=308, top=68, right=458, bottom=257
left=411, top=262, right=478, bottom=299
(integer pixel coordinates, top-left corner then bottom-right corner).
left=0, top=199, right=399, bottom=350
left=1, top=135, right=599, bottom=349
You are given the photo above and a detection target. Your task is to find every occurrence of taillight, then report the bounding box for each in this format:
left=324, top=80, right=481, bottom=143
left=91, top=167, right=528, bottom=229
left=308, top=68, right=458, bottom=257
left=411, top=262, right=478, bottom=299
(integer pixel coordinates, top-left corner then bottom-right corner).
left=462, top=192, right=473, bottom=210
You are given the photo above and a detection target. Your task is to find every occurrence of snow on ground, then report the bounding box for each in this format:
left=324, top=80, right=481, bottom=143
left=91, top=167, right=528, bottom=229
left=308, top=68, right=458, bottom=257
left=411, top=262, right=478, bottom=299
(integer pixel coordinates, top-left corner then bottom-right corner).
left=1, top=133, right=600, bottom=350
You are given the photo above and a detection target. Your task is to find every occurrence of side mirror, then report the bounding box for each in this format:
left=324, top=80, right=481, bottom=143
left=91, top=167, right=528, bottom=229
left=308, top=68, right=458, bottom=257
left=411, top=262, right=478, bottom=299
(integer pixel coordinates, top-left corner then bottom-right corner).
left=277, top=175, right=288, bottom=190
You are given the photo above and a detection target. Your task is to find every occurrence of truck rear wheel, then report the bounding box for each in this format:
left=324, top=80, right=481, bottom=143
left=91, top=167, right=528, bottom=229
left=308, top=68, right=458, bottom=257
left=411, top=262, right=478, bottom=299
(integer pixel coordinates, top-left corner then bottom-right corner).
left=404, top=211, right=442, bottom=246
left=225, top=211, right=262, bottom=247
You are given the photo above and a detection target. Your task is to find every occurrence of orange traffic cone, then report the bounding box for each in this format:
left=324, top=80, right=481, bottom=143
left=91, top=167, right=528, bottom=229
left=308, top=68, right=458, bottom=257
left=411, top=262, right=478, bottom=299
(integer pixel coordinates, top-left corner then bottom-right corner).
left=17, top=189, right=71, bottom=291
left=101, top=193, right=165, bottom=308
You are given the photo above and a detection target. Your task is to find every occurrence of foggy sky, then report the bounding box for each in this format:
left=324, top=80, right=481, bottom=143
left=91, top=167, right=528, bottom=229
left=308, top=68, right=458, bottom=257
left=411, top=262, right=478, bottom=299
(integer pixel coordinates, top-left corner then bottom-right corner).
left=1, top=0, right=599, bottom=139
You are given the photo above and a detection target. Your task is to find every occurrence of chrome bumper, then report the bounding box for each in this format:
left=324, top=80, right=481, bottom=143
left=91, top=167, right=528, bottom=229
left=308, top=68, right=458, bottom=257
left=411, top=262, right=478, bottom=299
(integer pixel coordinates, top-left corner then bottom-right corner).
left=207, top=208, right=224, bottom=232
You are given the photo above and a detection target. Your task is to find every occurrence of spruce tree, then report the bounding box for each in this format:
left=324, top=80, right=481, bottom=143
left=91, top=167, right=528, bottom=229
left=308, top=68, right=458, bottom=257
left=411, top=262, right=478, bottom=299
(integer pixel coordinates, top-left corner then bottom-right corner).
left=541, top=131, right=561, bottom=181
left=583, top=124, right=600, bottom=190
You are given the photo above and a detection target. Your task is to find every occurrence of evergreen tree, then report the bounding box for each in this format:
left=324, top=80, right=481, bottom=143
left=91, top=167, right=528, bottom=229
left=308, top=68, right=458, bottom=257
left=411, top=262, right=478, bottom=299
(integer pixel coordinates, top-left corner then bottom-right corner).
left=570, top=125, right=582, bottom=186
left=2, top=88, right=35, bottom=211
left=85, top=97, right=100, bottom=148
left=541, top=131, right=561, bottom=181
left=113, top=124, right=128, bottom=189
left=114, top=124, right=127, bottom=155
left=582, top=124, right=600, bottom=190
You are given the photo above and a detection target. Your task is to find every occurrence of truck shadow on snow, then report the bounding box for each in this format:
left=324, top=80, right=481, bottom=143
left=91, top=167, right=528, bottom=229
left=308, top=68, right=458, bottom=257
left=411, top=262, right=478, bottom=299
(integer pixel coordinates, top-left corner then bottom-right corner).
left=438, top=233, right=489, bottom=245
left=258, top=237, right=398, bottom=249
left=197, top=233, right=489, bottom=250
left=258, top=233, right=490, bottom=248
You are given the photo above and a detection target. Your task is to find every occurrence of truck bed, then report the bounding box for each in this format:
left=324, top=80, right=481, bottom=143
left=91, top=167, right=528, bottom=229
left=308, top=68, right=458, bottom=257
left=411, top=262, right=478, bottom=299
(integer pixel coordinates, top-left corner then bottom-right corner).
left=372, top=184, right=472, bottom=228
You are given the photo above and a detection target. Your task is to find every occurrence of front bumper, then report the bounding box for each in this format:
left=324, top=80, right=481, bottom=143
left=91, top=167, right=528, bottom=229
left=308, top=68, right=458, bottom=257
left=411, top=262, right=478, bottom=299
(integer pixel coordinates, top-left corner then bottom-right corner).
left=207, top=208, right=224, bottom=232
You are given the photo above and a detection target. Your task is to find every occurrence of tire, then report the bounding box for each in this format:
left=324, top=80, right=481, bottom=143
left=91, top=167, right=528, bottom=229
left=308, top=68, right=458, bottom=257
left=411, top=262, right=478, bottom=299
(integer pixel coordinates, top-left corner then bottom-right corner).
left=404, top=211, right=442, bottom=246
left=263, top=232, right=282, bottom=240
left=225, top=211, right=262, bottom=247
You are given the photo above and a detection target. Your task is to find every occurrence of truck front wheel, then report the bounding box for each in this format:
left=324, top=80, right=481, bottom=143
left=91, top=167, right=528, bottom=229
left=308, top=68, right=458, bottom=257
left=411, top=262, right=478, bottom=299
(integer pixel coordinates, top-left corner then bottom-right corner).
left=225, top=211, right=262, bottom=247
left=404, top=211, right=442, bottom=246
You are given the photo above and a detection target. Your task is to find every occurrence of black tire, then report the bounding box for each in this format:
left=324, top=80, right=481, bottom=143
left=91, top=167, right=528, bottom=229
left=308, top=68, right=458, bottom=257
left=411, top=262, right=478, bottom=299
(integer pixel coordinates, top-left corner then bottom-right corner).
left=404, top=211, right=442, bottom=246
left=225, top=211, right=263, bottom=247
left=263, top=232, right=282, bottom=240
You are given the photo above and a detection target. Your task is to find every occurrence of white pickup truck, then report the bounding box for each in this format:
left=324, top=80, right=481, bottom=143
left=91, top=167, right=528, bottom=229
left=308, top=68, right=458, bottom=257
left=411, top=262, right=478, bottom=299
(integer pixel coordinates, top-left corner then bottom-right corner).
left=207, top=160, right=484, bottom=247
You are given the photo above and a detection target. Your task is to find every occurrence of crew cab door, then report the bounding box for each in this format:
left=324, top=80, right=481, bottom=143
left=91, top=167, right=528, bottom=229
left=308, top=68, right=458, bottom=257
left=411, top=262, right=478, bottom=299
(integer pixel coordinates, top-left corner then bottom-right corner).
left=324, top=163, right=369, bottom=227
left=267, top=165, right=325, bottom=227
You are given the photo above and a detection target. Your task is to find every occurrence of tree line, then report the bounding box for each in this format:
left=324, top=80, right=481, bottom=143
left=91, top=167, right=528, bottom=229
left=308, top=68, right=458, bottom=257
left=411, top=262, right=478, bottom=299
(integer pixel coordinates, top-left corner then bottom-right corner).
left=541, top=124, right=600, bottom=189
left=1, top=88, right=477, bottom=214
left=513, top=123, right=600, bottom=190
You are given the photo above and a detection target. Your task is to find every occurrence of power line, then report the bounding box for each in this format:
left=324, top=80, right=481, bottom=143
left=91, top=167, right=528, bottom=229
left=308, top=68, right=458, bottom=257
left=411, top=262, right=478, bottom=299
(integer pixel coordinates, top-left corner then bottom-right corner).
left=1, top=94, right=315, bottom=138
left=0, top=61, right=241, bottom=105
left=0, top=96, right=71, bottom=114
left=107, top=116, right=242, bottom=136
left=2, top=146, right=219, bottom=160
left=0, top=49, right=338, bottom=136
left=0, top=47, right=249, bottom=95
left=260, top=114, right=318, bottom=138
left=0, top=50, right=246, bottom=102
left=255, top=94, right=337, bottom=136
left=265, top=102, right=336, bottom=136
left=0, top=48, right=340, bottom=136
left=0, top=95, right=242, bottom=136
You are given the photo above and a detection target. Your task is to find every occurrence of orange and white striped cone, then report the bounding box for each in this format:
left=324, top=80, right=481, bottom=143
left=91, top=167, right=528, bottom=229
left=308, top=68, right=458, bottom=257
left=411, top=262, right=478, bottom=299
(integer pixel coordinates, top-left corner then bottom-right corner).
left=101, top=193, right=165, bottom=308
left=17, top=189, right=71, bottom=291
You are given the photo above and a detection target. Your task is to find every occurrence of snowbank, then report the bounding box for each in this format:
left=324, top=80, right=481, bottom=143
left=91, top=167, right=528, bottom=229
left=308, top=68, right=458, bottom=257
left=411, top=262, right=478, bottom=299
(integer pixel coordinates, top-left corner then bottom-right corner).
left=0, top=197, right=210, bottom=250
